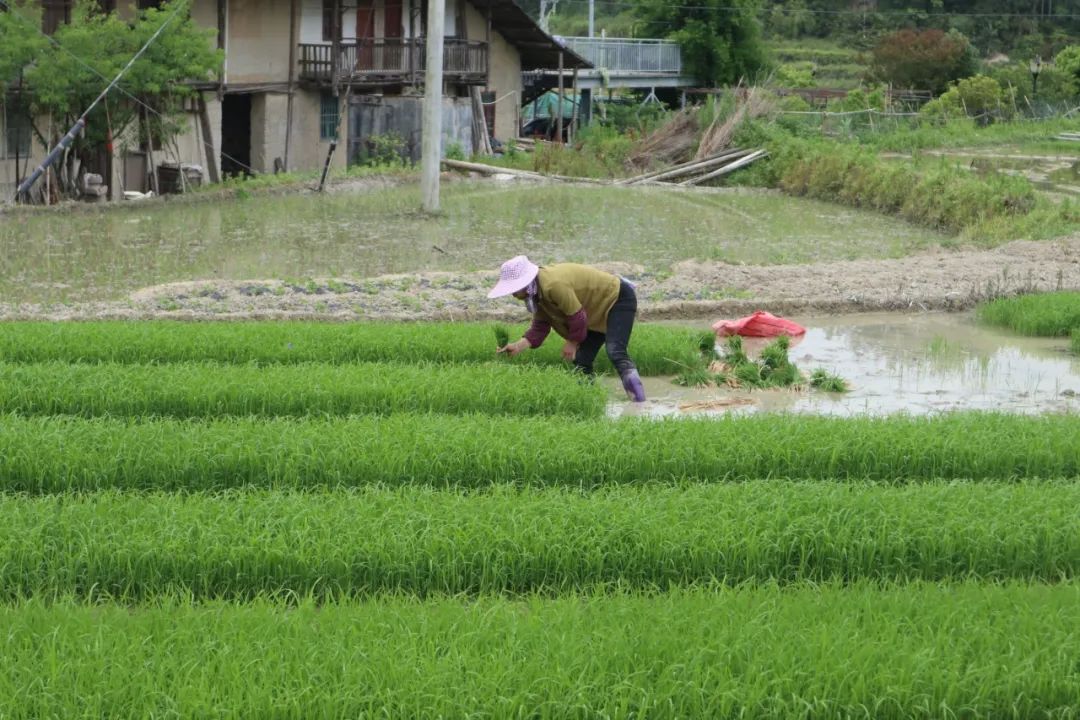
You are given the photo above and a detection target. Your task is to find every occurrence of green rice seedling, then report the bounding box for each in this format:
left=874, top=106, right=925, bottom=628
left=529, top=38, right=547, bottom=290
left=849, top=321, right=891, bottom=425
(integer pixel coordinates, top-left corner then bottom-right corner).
left=0, top=321, right=704, bottom=376
left=697, top=331, right=719, bottom=360
left=2, top=482, right=1078, bottom=600
left=0, top=361, right=607, bottom=419
left=810, top=368, right=850, bottom=393
left=1, top=584, right=1078, bottom=717
left=977, top=292, right=1080, bottom=336
left=734, top=361, right=763, bottom=387
left=3, top=413, right=1079, bottom=493
left=493, top=325, right=510, bottom=350
left=1072, top=327, right=1080, bottom=355
left=723, top=335, right=750, bottom=367
left=673, top=364, right=713, bottom=387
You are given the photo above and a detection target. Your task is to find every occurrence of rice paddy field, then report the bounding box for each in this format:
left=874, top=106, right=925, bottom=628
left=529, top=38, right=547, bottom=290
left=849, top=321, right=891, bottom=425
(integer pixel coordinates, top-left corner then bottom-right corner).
left=2, top=319, right=1080, bottom=717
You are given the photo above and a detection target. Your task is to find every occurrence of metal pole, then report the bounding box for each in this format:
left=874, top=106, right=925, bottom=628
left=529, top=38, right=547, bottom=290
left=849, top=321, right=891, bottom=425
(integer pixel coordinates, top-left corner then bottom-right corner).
left=588, top=0, right=594, bottom=37
left=556, top=51, right=564, bottom=144
left=421, top=0, right=445, bottom=213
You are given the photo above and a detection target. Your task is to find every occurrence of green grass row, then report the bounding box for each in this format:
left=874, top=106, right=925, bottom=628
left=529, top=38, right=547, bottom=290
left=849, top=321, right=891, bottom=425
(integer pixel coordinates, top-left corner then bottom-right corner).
left=735, top=124, right=1080, bottom=242
left=977, top=292, right=1080, bottom=337
left=3, top=413, right=1080, bottom=492
left=0, top=321, right=704, bottom=376
left=0, top=361, right=607, bottom=419
left=2, top=584, right=1078, bottom=718
left=4, top=483, right=1078, bottom=600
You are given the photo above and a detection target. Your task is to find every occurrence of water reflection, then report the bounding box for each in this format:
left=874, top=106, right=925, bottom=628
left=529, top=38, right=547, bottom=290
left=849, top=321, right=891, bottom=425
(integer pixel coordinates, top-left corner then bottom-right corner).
left=613, top=312, right=1080, bottom=417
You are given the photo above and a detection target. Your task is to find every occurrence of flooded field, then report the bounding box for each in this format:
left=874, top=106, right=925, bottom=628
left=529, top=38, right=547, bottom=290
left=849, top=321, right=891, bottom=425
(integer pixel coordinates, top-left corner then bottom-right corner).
left=615, top=311, right=1080, bottom=417
left=0, top=182, right=948, bottom=305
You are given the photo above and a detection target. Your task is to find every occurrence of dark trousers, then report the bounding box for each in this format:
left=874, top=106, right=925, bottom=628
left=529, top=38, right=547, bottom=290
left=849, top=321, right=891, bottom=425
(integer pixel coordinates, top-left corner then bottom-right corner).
left=574, top=279, right=638, bottom=376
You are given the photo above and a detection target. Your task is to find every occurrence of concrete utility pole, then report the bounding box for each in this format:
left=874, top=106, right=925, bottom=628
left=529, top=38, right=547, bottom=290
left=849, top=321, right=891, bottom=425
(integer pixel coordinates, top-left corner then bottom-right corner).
left=421, top=0, right=446, bottom=213
left=588, top=0, right=594, bottom=37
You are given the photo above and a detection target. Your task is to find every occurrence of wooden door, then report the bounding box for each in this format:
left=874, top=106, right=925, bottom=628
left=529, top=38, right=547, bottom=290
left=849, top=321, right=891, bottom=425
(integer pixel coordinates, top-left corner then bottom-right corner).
left=356, top=0, right=375, bottom=69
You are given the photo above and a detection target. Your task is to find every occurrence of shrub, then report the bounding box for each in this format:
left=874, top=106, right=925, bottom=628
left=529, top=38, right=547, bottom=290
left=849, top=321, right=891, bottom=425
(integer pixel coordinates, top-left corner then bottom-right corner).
left=869, top=28, right=978, bottom=94
left=920, top=75, right=1010, bottom=121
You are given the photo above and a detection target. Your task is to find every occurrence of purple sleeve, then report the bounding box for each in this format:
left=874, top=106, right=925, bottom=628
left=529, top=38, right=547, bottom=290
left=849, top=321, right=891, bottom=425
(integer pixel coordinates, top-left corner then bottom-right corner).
left=524, top=316, right=552, bottom=348
left=566, top=309, right=588, bottom=343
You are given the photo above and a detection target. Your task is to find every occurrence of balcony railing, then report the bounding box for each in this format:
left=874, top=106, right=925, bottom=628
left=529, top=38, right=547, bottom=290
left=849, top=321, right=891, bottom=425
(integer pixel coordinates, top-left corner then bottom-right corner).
left=299, top=39, right=488, bottom=85
left=557, top=37, right=682, bottom=74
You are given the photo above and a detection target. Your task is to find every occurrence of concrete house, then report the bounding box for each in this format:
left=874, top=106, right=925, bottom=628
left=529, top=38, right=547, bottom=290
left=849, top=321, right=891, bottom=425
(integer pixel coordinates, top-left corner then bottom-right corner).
left=1, top=0, right=587, bottom=198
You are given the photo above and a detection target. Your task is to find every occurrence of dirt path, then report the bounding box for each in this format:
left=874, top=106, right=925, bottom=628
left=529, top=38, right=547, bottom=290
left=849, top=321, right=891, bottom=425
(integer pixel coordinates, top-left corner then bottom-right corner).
left=4, top=235, right=1079, bottom=322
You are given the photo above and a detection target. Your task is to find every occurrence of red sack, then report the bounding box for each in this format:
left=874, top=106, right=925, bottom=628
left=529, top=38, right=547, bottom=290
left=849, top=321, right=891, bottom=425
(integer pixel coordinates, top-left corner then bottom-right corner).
left=712, top=311, right=806, bottom=338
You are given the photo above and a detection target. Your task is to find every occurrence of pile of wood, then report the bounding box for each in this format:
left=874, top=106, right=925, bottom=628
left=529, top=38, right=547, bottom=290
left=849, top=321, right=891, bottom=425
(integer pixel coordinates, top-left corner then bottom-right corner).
left=627, top=108, right=700, bottom=168
left=615, top=148, right=768, bottom=187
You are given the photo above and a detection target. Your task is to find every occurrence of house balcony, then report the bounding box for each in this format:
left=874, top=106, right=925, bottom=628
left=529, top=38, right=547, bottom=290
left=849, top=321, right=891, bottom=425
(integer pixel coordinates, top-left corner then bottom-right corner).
left=298, top=39, right=488, bottom=87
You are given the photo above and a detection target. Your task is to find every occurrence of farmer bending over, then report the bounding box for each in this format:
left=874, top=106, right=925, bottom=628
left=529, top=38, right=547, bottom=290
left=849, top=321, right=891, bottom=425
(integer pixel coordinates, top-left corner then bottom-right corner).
left=488, top=255, right=646, bottom=402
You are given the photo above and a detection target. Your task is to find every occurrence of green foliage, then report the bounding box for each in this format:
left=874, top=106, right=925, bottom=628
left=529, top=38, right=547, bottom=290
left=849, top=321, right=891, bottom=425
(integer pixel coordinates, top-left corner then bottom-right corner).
left=920, top=75, right=1011, bottom=120
left=356, top=132, right=409, bottom=167
left=773, top=62, right=815, bottom=88
left=634, top=0, right=768, bottom=86
left=977, top=292, right=1080, bottom=337
left=0, top=1, right=46, bottom=92
left=717, top=334, right=806, bottom=389
left=869, top=28, right=978, bottom=94
left=445, top=142, right=465, bottom=161
left=0, top=361, right=609, bottom=419
left=988, top=62, right=1077, bottom=105
left=526, top=125, right=635, bottom=178
left=1, top=482, right=1078, bottom=600
left=738, top=125, right=1080, bottom=242
left=3, top=585, right=1080, bottom=716
left=1073, top=327, right=1080, bottom=355
left=1054, top=45, right=1080, bottom=86
left=493, top=325, right=510, bottom=349
left=5, top=413, right=1080, bottom=491
left=810, top=368, right=850, bottom=392
left=23, top=0, right=220, bottom=166
left=0, top=321, right=705, bottom=377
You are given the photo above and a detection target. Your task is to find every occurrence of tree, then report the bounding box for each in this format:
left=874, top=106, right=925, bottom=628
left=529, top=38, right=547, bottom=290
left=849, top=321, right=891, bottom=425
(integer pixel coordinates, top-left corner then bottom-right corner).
left=634, top=0, right=767, bottom=87
left=22, top=0, right=221, bottom=185
left=1055, top=45, right=1080, bottom=88
left=868, top=27, right=978, bottom=94
left=0, top=1, right=47, bottom=91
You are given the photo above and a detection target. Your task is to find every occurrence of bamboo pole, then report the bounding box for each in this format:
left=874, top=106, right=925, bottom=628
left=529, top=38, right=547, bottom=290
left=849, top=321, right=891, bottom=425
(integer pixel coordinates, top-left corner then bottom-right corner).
left=679, top=149, right=768, bottom=186
left=619, top=148, right=749, bottom=186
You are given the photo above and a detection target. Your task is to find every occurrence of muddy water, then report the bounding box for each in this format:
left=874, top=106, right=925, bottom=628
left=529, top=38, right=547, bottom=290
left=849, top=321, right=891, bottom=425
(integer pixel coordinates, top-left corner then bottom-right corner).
left=0, top=182, right=946, bottom=305
left=610, top=312, right=1080, bottom=417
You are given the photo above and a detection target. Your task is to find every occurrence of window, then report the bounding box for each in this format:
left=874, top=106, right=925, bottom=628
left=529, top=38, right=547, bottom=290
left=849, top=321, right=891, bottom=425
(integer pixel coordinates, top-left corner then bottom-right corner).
left=3, top=101, right=32, bottom=158
left=320, top=92, right=340, bottom=140
left=322, top=0, right=334, bottom=41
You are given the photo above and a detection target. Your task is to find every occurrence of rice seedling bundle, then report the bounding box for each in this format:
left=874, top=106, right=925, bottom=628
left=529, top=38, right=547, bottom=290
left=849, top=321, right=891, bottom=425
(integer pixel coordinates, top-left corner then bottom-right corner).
left=3, top=483, right=1078, bottom=600
left=0, top=321, right=703, bottom=376
left=1, top=584, right=1077, bottom=717
left=2, top=413, right=1078, bottom=492
left=977, top=291, right=1080, bottom=336
left=0, top=361, right=607, bottom=419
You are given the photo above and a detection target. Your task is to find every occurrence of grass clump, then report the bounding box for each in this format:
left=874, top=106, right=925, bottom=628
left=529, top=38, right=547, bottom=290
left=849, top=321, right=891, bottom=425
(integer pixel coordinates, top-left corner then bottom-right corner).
left=977, top=292, right=1080, bottom=337
left=810, top=368, right=850, bottom=393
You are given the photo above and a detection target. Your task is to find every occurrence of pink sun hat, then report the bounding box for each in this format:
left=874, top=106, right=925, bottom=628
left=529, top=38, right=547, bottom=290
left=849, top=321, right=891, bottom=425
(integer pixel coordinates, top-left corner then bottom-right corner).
left=487, top=255, right=540, bottom=298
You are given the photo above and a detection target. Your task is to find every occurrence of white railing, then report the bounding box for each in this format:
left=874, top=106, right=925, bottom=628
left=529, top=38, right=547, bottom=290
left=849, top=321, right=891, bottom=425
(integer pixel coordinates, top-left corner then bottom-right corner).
left=557, top=37, right=682, bottom=74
